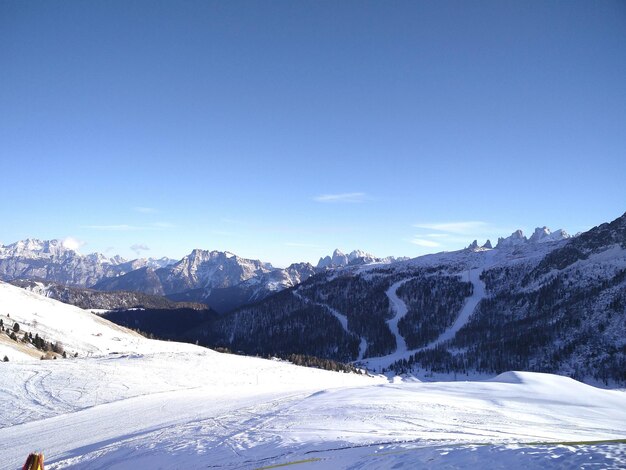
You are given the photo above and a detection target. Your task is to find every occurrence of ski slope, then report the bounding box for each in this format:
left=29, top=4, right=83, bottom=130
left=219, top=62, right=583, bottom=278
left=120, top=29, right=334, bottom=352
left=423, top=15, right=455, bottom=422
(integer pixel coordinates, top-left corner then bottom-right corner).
left=425, top=262, right=490, bottom=348
left=1, top=282, right=626, bottom=469
left=361, top=250, right=496, bottom=371
left=384, top=279, right=411, bottom=356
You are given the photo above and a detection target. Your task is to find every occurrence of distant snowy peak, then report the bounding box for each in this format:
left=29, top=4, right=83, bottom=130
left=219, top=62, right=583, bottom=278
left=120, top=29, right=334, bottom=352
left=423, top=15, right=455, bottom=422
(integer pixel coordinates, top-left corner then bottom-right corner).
left=317, top=249, right=404, bottom=269
left=496, top=229, right=526, bottom=249
left=0, top=238, right=126, bottom=265
left=0, top=239, right=179, bottom=289
left=463, top=226, right=570, bottom=252
left=529, top=227, right=571, bottom=243
left=466, top=239, right=494, bottom=251
left=495, top=227, right=570, bottom=249
left=1, top=238, right=69, bottom=258
left=0, top=238, right=174, bottom=272
left=168, top=249, right=275, bottom=289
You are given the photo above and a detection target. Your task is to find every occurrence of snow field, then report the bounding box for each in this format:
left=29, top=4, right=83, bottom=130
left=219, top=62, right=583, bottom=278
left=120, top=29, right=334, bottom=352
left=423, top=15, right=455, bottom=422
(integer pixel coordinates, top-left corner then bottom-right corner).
left=2, top=357, right=625, bottom=469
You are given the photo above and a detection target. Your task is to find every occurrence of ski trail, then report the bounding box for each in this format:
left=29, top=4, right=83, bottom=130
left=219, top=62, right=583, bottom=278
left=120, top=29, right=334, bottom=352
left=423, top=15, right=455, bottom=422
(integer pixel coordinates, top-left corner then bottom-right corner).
left=360, top=250, right=497, bottom=372
left=424, top=249, right=497, bottom=349
left=423, top=267, right=485, bottom=349
left=385, top=279, right=413, bottom=358
left=354, top=279, right=414, bottom=371
left=293, top=289, right=368, bottom=359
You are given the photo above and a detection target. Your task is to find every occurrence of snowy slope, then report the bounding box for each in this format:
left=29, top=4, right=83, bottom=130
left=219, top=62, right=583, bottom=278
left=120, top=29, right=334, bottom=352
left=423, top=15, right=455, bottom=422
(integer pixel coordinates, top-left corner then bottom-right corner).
left=1, top=361, right=625, bottom=469
left=0, top=281, right=202, bottom=361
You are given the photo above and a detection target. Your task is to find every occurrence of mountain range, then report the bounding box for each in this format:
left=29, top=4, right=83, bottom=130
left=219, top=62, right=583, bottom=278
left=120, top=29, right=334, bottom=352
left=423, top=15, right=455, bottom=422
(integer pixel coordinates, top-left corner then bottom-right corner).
left=0, top=238, right=174, bottom=287
left=0, top=240, right=395, bottom=312
left=2, top=213, right=624, bottom=385
left=187, top=213, right=623, bottom=384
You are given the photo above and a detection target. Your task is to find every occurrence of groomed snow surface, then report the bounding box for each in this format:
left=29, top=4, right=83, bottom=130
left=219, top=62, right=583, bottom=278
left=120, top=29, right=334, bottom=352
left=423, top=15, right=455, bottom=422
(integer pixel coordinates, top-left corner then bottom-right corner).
left=1, top=282, right=625, bottom=469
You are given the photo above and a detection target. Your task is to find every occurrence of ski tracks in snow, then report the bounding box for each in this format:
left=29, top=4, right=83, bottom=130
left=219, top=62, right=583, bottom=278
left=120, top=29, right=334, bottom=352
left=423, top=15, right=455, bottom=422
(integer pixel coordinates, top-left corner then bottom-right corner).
left=384, top=279, right=414, bottom=358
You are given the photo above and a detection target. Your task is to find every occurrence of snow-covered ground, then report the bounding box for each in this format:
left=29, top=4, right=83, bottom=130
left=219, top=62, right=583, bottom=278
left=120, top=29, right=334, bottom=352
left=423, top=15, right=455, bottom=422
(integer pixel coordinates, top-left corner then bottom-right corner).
left=1, top=282, right=625, bottom=469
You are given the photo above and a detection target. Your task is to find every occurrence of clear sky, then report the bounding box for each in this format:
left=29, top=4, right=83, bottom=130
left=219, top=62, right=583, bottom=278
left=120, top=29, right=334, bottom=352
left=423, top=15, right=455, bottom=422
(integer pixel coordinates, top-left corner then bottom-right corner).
left=1, top=1, right=625, bottom=266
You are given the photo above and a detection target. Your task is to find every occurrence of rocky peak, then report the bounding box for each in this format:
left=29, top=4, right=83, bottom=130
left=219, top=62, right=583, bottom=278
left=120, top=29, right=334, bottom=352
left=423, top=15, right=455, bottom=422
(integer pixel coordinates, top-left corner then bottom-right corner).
left=317, top=248, right=397, bottom=268
left=331, top=249, right=348, bottom=266
left=529, top=226, right=571, bottom=244
left=496, top=230, right=527, bottom=249
left=317, top=255, right=333, bottom=269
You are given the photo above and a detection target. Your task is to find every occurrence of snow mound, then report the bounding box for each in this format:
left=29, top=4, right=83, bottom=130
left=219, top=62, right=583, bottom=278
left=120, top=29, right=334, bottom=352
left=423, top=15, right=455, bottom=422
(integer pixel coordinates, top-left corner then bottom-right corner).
left=485, top=371, right=626, bottom=411
left=489, top=371, right=589, bottom=388
left=489, top=371, right=558, bottom=384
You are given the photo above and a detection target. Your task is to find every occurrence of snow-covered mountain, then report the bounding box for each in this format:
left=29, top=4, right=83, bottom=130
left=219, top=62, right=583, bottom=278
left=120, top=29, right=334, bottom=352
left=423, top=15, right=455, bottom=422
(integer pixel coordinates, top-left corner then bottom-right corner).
left=0, top=241, right=316, bottom=312
left=93, top=249, right=317, bottom=312
left=0, top=241, right=407, bottom=313
left=317, top=248, right=407, bottom=268
left=495, top=226, right=571, bottom=248
left=0, top=239, right=175, bottom=288
left=197, top=213, right=626, bottom=385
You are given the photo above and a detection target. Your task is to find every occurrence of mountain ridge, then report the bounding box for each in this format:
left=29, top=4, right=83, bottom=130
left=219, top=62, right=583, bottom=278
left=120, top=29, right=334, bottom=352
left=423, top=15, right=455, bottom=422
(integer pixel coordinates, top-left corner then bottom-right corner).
left=0, top=221, right=582, bottom=313
left=189, top=211, right=625, bottom=385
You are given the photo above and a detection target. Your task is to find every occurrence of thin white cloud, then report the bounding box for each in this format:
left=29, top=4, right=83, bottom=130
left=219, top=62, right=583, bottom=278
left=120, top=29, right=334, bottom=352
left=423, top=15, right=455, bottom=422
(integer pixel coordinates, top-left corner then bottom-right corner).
left=130, top=243, right=150, bottom=256
left=413, top=221, right=488, bottom=234
left=410, top=238, right=441, bottom=248
left=134, top=206, right=158, bottom=214
left=313, top=192, right=367, bottom=203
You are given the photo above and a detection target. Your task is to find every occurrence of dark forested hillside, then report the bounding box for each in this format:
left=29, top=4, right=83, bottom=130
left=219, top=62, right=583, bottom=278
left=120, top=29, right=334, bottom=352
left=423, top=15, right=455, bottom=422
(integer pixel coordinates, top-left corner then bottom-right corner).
left=298, top=272, right=399, bottom=357
left=196, top=289, right=360, bottom=361
left=397, top=275, right=472, bottom=349
left=387, top=214, right=626, bottom=384
left=97, top=212, right=626, bottom=385
left=9, top=279, right=206, bottom=310
left=103, top=308, right=217, bottom=340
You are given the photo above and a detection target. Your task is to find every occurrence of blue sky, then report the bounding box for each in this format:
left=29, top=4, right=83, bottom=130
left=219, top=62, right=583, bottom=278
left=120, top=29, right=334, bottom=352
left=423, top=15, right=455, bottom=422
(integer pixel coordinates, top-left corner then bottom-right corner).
left=1, top=1, right=625, bottom=266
